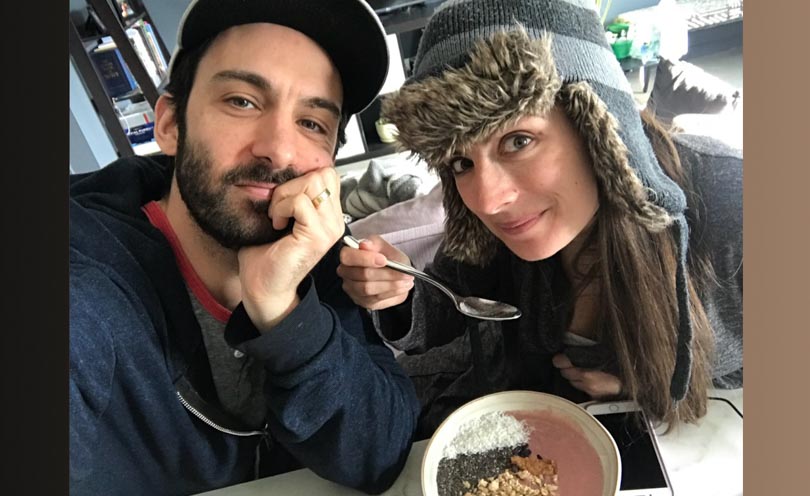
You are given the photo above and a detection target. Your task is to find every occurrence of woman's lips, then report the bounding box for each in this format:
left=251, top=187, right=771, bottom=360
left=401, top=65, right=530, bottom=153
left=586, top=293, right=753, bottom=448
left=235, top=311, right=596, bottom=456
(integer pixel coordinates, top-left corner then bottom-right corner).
left=496, top=210, right=547, bottom=236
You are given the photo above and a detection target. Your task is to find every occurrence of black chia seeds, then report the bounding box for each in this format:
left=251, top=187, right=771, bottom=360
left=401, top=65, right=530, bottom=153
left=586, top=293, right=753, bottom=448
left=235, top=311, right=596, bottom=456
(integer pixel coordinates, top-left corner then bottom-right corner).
left=436, top=444, right=531, bottom=496
left=435, top=410, right=533, bottom=495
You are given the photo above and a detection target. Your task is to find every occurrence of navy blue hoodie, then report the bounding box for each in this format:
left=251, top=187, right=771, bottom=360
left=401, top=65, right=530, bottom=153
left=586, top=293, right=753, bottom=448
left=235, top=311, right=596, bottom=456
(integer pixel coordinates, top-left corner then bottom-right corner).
left=69, top=156, right=419, bottom=495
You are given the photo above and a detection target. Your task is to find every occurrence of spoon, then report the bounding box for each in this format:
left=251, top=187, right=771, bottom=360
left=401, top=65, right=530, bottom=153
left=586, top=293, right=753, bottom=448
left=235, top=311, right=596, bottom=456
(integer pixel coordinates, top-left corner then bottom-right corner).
left=342, top=235, right=522, bottom=321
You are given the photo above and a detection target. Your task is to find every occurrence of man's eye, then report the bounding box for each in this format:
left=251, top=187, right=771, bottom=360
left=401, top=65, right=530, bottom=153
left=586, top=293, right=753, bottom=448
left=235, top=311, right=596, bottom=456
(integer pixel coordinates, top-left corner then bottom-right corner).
left=300, top=119, right=326, bottom=133
left=228, top=97, right=256, bottom=109
left=503, top=134, right=533, bottom=152
left=448, top=157, right=474, bottom=175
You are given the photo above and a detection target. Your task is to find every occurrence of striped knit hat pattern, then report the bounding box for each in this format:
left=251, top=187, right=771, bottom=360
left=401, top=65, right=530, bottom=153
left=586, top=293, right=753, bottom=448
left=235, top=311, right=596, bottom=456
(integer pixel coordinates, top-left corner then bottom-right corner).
left=381, top=0, right=694, bottom=402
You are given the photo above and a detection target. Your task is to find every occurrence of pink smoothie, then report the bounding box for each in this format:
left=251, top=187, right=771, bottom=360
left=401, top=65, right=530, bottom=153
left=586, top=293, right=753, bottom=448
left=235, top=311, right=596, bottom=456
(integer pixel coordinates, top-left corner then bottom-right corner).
left=510, top=410, right=604, bottom=496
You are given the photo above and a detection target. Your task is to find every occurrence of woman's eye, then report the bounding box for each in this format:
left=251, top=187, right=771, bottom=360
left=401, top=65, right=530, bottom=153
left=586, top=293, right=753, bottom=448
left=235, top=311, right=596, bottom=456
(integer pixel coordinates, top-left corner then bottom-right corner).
left=228, top=97, right=256, bottom=110
left=448, top=157, right=474, bottom=175
left=503, top=134, right=533, bottom=152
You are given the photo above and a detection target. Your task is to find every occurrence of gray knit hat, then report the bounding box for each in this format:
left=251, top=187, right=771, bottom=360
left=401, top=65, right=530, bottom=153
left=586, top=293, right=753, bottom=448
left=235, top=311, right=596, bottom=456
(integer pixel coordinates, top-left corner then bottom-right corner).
left=381, top=0, right=694, bottom=402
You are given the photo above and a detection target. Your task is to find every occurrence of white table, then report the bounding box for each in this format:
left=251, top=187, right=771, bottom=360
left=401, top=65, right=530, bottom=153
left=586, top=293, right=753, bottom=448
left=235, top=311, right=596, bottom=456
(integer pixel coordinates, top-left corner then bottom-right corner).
left=656, top=388, right=743, bottom=495
left=198, top=388, right=742, bottom=496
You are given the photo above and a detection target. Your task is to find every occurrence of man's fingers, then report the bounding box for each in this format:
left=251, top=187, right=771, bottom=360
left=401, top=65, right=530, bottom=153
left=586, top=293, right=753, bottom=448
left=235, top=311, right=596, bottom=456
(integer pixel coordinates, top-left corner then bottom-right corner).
left=272, top=168, right=338, bottom=203
left=269, top=169, right=342, bottom=229
left=270, top=191, right=326, bottom=230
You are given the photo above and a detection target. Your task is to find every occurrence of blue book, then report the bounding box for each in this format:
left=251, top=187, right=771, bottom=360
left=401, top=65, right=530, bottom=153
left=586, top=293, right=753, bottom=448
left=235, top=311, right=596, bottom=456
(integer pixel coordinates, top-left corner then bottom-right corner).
left=89, top=45, right=137, bottom=98
left=141, top=21, right=167, bottom=72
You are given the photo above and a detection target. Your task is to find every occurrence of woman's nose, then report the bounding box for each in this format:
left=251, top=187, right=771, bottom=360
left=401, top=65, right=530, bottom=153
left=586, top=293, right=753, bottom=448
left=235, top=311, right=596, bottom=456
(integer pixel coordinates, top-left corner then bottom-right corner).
left=463, top=159, right=517, bottom=215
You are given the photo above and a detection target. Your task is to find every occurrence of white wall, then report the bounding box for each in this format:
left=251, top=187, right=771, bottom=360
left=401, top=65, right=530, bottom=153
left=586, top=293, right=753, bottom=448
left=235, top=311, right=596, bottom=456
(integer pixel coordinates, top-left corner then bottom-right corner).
left=70, top=59, right=118, bottom=172
left=140, top=0, right=189, bottom=54
left=604, top=0, right=662, bottom=22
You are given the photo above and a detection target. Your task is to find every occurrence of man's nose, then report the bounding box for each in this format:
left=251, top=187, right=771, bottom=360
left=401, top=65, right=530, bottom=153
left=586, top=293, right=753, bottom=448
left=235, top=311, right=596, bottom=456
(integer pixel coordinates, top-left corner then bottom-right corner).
left=251, top=115, right=298, bottom=169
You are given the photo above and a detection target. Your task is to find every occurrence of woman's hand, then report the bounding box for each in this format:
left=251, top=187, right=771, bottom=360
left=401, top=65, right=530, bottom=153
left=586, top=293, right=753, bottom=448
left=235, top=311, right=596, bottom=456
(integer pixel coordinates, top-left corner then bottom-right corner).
left=552, top=353, right=623, bottom=399
left=337, top=235, right=414, bottom=310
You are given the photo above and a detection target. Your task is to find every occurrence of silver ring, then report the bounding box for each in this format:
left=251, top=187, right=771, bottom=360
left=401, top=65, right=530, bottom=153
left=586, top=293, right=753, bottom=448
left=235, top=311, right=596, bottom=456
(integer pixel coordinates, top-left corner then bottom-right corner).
left=311, top=188, right=331, bottom=209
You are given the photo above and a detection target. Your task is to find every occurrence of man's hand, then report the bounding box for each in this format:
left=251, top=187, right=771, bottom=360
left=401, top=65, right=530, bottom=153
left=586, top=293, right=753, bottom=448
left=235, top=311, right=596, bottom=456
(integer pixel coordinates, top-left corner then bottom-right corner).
left=337, top=235, right=414, bottom=310
left=238, top=167, right=344, bottom=332
left=552, top=353, right=623, bottom=399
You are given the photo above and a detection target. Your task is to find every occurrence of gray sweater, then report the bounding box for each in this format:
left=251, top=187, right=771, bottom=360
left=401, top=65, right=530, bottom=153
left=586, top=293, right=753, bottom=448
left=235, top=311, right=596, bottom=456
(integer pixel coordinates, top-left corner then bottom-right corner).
left=376, top=134, right=742, bottom=437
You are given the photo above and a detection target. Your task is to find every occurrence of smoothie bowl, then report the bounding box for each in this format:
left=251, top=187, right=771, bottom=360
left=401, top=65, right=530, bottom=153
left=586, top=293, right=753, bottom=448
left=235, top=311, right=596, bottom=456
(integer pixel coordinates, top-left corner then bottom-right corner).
left=421, top=391, right=620, bottom=496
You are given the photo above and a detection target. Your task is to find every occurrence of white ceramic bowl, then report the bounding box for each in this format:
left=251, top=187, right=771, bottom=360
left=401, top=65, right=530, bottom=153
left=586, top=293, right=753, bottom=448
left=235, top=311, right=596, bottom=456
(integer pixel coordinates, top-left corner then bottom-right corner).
left=421, top=391, right=621, bottom=496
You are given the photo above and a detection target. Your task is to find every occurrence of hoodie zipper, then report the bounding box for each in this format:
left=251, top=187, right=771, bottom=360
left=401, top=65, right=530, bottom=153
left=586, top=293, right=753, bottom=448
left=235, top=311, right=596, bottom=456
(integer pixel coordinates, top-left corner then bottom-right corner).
left=177, top=391, right=273, bottom=479
left=176, top=391, right=265, bottom=437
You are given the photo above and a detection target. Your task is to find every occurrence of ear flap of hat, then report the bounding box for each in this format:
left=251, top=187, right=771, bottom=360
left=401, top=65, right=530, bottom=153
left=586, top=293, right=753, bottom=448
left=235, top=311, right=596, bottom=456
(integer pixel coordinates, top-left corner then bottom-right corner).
left=559, top=82, right=674, bottom=231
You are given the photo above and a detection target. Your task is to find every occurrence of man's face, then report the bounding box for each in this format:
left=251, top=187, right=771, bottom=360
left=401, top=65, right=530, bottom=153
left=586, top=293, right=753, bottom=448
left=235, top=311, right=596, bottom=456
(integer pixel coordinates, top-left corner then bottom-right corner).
left=168, top=23, right=344, bottom=248
left=174, top=137, right=299, bottom=248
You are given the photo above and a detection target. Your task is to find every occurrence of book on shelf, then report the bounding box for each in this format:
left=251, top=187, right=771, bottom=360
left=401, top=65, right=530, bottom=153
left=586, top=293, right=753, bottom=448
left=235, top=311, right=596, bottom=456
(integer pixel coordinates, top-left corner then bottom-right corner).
left=91, top=28, right=164, bottom=95
left=126, top=27, right=163, bottom=87
left=89, top=43, right=137, bottom=98
left=136, top=20, right=168, bottom=77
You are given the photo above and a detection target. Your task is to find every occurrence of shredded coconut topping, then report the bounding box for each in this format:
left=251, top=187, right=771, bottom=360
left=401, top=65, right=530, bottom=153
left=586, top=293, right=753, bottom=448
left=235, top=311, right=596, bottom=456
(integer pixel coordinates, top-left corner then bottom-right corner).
left=443, top=411, right=531, bottom=459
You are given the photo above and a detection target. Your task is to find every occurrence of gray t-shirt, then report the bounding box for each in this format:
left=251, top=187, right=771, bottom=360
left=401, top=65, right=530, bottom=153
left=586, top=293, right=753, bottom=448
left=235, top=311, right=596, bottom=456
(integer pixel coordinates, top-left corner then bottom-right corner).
left=189, top=288, right=267, bottom=429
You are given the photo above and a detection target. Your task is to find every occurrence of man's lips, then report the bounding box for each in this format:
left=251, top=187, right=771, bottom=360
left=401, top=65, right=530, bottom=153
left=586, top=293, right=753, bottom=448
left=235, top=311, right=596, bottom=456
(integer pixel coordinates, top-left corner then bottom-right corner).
left=235, top=182, right=277, bottom=201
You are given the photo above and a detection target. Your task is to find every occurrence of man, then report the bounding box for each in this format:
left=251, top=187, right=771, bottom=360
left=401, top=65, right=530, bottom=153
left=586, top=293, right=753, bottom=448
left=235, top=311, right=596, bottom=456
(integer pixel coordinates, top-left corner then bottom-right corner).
left=69, top=1, right=419, bottom=494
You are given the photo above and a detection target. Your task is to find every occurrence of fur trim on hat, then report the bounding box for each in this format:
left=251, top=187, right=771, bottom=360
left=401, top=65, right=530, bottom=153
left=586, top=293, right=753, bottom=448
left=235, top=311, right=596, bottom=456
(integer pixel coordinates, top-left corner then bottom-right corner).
left=383, top=28, right=560, bottom=168
left=383, top=27, right=671, bottom=266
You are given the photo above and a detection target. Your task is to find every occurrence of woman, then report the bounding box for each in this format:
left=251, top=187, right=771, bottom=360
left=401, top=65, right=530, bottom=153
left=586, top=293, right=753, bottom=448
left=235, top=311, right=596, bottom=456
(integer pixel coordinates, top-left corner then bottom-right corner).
left=338, top=0, right=742, bottom=437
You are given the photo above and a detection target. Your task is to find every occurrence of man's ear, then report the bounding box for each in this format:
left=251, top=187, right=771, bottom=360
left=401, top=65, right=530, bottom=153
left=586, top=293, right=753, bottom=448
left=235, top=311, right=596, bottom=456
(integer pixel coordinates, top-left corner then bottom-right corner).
left=154, top=94, right=179, bottom=156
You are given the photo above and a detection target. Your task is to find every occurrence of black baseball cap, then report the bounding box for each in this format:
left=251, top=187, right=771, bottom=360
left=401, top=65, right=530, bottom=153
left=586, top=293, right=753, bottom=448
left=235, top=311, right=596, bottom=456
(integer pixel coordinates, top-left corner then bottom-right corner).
left=168, top=0, right=389, bottom=115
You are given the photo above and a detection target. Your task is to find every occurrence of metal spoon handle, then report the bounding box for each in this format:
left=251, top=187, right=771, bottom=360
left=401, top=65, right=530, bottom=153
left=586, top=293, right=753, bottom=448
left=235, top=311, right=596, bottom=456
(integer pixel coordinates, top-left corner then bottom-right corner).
left=342, top=236, right=458, bottom=303
left=383, top=259, right=459, bottom=303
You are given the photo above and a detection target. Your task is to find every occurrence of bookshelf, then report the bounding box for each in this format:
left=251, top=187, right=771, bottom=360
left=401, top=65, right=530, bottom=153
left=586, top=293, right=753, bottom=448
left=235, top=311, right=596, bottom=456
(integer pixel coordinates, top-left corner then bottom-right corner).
left=69, top=0, right=170, bottom=158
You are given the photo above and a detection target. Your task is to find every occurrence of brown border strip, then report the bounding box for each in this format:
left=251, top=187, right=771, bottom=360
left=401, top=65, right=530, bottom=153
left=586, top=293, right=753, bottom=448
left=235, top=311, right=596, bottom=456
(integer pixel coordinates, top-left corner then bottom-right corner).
left=745, top=1, right=810, bottom=494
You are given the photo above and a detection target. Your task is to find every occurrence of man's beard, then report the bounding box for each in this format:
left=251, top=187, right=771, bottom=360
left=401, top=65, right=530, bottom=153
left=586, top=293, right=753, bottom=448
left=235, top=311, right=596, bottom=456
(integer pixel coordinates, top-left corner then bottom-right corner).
left=174, top=132, right=300, bottom=249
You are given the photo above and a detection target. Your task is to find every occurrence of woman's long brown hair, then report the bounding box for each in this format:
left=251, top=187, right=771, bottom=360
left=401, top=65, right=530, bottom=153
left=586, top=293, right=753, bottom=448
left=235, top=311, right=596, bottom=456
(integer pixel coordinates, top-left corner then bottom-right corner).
left=572, top=109, right=715, bottom=426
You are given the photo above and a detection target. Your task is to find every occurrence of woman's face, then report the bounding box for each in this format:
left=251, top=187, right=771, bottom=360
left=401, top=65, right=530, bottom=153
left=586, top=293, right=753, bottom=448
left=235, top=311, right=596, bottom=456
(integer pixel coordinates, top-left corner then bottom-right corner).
left=450, top=106, right=599, bottom=262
